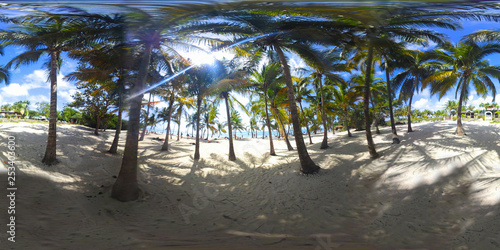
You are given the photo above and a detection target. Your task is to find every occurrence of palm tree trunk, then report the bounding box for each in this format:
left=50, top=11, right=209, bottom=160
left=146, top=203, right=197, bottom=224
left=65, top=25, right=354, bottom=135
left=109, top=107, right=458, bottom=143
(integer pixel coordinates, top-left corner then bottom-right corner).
left=109, top=101, right=123, bottom=154
left=139, top=93, right=152, bottom=141
left=456, top=79, right=467, bottom=136
left=274, top=44, right=319, bottom=173
left=363, top=43, right=380, bottom=159
left=384, top=57, right=399, bottom=144
left=317, top=76, right=329, bottom=149
left=299, top=101, right=313, bottom=144
left=194, top=97, right=202, bottom=160
left=264, top=93, right=276, bottom=156
left=275, top=108, right=294, bottom=151
left=370, top=99, right=380, bottom=134
left=224, top=95, right=236, bottom=161
left=112, top=42, right=153, bottom=202
left=177, top=107, right=182, bottom=141
left=407, top=77, right=418, bottom=133
left=162, top=93, right=175, bottom=151
left=42, top=50, right=59, bottom=165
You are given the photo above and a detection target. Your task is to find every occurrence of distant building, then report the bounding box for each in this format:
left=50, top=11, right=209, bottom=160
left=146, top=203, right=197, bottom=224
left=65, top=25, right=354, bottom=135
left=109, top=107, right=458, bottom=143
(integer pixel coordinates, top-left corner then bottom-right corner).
left=0, top=110, right=22, bottom=118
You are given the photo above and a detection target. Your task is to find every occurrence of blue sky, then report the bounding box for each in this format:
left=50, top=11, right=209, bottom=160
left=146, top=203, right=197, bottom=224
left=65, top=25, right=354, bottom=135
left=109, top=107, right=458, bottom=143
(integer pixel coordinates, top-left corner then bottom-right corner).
left=1, top=18, right=500, bottom=125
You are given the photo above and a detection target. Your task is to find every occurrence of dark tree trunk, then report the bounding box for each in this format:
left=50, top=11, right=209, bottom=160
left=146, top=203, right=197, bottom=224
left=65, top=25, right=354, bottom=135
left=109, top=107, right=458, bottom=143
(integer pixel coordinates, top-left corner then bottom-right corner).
left=224, top=94, right=236, bottom=161
left=109, top=101, right=123, bottom=154
left=363, top=44, right=380, bottom=159
left=407, top=77, right=418, bottom=133
left=162, top=93, right=175, bottom=151
left=194, top=97, right=202, bottom=160
left=274, top=44, right=319, bottom=173
left=317, top=76, right=329, bottom=149
left=264, top=94, right=276, bottom=155
left=42, top=50, right=59, bottom=165
left=95, top=115, right=101, bottom=135
left=275, top=108, right=294, bottom=151
left=177, top=104, right=182, bottom=141
left=139, top=93, right=152, bottom=141
left=456, top=78, right=467, bottom=136
left=299, top=101, right=313, bottom=144
left=111, top=42, right=152, bottom=202
left=384, top=56, right=399, bottom=144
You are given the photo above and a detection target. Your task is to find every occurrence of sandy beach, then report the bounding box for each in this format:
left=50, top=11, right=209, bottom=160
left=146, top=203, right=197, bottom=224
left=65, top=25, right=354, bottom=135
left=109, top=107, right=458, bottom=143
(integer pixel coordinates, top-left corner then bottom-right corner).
left=1, top=120, right=500, bottom=249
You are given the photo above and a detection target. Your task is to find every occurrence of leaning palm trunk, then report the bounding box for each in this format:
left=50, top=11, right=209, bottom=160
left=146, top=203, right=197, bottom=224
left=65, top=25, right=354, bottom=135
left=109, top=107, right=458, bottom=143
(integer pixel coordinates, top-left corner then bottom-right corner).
left=42, top=51, right=59, bottom=165
left=275, top=108, right=294, bottom=151
left=299, top=102, right=313, bottom=144
left=194, top=97, right=202, bottom=160
left=112, top=43, right=152, bottom=202
left=264, top=96, right=276, bottom=154
left=407, top=77, right=418, bottom=133
left=274, top=45, right=319, bottom=174
left=384, top=57, right=399, bottom=144
left=363, top=44, right=380, bottom=159
left=224, top=95, right=236, bottom=161
left=162, top=93, right=175, bottom=151
left=370, top=99, right=380, bottom=134
left=109, top=102, right=123, bottom=154
left=456, top=79, right=467, bottom=136
left=139, top=93, right=152, bottom=141
left=344, top=111, right=352, bottom=137
left=318, top=77, right=329, bottom=149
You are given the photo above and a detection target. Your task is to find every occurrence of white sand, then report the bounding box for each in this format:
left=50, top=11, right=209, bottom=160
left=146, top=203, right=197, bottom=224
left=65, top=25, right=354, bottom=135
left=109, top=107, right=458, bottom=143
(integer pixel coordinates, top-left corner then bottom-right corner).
left=1, top=120, right=500, bottom=249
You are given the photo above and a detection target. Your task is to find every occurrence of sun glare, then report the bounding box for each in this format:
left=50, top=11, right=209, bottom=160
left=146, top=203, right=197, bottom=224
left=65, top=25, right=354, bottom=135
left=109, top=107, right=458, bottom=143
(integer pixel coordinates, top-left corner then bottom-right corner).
left=188, top=51, right=216, bottom=66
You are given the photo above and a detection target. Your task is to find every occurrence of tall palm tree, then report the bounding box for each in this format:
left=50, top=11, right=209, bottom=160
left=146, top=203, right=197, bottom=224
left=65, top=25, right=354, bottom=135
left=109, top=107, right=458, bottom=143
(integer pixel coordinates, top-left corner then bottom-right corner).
left=427, top=41, right=500, bottom=135
left=196, top=12, right=325, bottom=173
left=249, top=62, right=282, bottom=156
left=294, top=77, right=314, bottom=144
left=300, top=48, right=349, bottom=149
left=0, top=12, right=108, bottom=165
left=392, top=49, right=441, bottom=132
left=330, top=81, right=362, bottom=137
left=210, top=59, right=249, bottom=161
left=337, top=7, right=456, bottom=159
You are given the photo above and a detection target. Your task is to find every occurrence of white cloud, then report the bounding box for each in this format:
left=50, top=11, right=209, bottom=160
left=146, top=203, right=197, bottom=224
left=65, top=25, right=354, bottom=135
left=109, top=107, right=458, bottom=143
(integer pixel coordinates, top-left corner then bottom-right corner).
left=413, top=98, right=429, bottom=110
left=1, top=83, right=29, bottom=96
left=27, top=94, right=49, bottom=105
left=405, top=40, right=437, bottom=51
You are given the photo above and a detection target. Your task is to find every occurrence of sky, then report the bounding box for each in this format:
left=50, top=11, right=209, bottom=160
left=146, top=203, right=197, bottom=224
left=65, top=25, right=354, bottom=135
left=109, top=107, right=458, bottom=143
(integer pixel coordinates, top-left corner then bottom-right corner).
left=1, top=11, right=500, bottom=132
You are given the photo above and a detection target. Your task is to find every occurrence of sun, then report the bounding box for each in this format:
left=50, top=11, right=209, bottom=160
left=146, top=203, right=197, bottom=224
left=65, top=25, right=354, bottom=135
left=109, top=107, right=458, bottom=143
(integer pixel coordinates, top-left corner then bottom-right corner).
left=187, top=51, right=216, bottom=66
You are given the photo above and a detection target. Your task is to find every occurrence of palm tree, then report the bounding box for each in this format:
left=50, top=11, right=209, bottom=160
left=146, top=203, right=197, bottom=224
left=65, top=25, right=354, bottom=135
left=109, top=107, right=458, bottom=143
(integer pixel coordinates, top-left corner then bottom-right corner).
left=392, top=49, right=442, bottom=132
left=330, top=81, right=362, bottom=137
left=249, top=62, right=282, bottom=156
left=199, top=12, right=323, bottom=173
left=294, top=77, right=314, bottom=144
left=337, top=7, right=456, bottom=158
left=427, top=41, right=500, bottom=135
left=0, top=12, right=109, bottom=165
left=300, top=48, right=349, bottom=149
left=210, top=59, right=249, bottom=161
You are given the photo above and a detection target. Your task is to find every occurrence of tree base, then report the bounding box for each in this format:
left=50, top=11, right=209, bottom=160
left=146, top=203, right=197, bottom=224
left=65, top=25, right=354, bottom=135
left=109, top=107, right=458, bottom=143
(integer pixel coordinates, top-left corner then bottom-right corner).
left=300, top=165, right=320, bottom=174
left=370, top=152, right=380, bottom=160
left=392, top=137, right=400, bottom=144
left=42, top=157, right=59, bottom=166
left=111, top=182, right=140, bottom=202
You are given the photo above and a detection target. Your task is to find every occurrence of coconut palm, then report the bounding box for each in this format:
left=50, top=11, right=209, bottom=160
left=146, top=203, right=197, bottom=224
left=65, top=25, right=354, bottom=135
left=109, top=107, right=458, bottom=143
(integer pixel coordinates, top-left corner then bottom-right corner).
left=210, top=59, right=249, bottom=161
left=426, top=41, right=500, bottom=135
left=196, top=12, right=325, bottom=173
left=392, top=49, right=442, bottom=132
left=0, top=12, right=109, bottom=165
left=299, top=48, right=349, bottom=148
left=248, top=62, right=282, bottom=156
left=336, top=7, right=457, bottom=158
left=294, top=77, right=314, bottom=144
